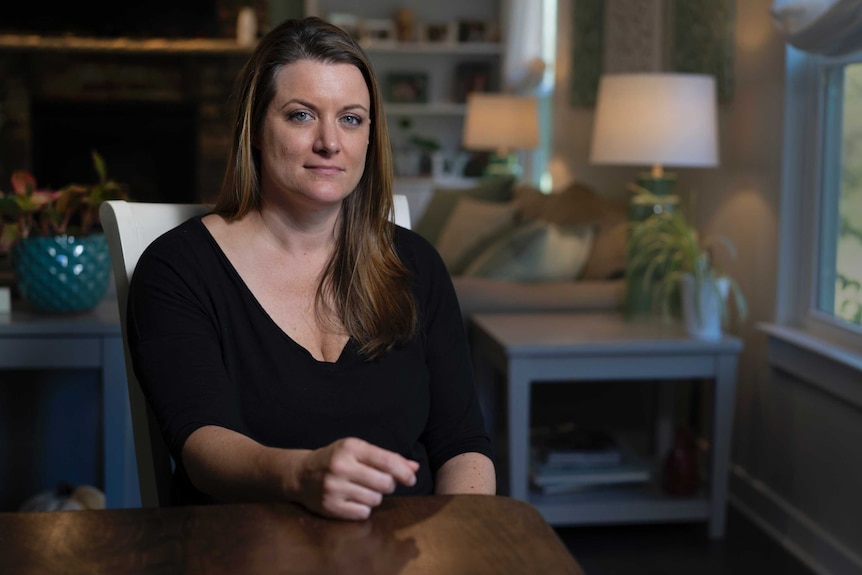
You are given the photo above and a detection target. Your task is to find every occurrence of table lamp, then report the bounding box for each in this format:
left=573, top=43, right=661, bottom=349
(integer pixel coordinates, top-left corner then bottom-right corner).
left=462, top=93, right=539, bottom=178
left=589, top=73, right=719, bottom=317
left=590, top=73, right=718, bottom=219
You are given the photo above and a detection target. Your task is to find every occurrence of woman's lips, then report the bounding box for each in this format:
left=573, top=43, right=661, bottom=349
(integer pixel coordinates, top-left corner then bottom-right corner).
left=306, top=164, right=343, bottom=175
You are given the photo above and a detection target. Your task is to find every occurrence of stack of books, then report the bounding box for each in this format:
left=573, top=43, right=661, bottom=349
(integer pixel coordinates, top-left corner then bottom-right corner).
left=530, top=424, right=650, bottom=495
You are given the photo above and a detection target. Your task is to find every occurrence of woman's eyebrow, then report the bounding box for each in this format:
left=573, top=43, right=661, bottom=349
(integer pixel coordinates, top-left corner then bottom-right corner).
left=279, top=99, right=369, bottom=114
left=341, top=103, right=370, bottom=114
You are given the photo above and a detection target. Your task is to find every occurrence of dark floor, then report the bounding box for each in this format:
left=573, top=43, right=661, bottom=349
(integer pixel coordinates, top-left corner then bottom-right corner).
left=555, top=505, right=817, bottom=575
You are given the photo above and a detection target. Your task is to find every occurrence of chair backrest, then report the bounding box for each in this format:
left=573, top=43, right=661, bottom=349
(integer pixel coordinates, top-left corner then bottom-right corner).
left=100, top=196, right=411, bottom=507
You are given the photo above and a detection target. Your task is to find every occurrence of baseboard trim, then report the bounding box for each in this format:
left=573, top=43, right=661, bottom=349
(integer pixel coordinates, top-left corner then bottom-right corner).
left=730, top=464, right=862, bottom=575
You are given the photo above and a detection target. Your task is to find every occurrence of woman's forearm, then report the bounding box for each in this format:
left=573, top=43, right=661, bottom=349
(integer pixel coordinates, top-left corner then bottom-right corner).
left=434, top=452, right=496, bottom=495
left=182, top=426, right=420, bottom=520
left=182, top=425, right=307, bottom=503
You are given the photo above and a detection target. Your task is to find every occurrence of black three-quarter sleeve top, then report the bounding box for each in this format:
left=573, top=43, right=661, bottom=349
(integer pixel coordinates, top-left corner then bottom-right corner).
left=126, top=215, right=493, bottom=504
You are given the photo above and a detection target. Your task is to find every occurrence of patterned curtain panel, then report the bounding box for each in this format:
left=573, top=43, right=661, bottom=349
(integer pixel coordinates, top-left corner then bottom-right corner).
left=672, top=0, right=735, bottom=104
left=771, top=0, right=862, bottom=56
left=570, top=0, right=735, bottom=106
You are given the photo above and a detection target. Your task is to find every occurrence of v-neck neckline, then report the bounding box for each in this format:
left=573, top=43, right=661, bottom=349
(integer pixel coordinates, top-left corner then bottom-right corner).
left=194, top=216, right=354, bottom=367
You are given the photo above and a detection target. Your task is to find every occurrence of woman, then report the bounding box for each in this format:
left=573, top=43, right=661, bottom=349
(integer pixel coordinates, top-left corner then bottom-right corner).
left=127, top=16, right=495, bottom=520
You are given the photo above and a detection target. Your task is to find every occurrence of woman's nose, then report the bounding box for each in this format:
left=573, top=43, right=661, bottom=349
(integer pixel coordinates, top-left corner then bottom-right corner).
left=314, top=120, right=340, bottom=154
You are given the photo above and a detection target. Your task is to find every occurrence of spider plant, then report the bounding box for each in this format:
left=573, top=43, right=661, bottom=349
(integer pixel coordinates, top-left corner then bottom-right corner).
left=628, top=210, right=748, bottom=327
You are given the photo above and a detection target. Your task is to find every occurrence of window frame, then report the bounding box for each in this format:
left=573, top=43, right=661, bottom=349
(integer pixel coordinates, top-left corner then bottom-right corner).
left=766, top=45, right=862, bottom=409
left=776, top=46, right=862, bottom=350
left=759, top=46, right=862, bottom=407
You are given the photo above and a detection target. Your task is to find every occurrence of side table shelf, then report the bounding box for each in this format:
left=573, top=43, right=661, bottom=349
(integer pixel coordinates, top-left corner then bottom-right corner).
left=529, top=483, right=711, bottom=526
left=0, top=298, right=138, bottom=508
left=469, top=312, right=743, bottom=539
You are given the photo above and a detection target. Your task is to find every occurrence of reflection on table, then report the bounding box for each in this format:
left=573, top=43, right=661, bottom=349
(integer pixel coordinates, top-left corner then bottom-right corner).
left=0, top=494, right=583, bottom=574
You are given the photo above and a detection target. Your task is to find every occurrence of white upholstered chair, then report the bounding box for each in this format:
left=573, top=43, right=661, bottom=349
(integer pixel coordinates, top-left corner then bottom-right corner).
left=100, top=195, right=411, bottom=507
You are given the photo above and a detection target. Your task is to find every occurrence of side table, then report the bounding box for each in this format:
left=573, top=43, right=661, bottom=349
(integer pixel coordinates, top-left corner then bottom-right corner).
left=469, top=312, right=743, bottom=539
left=0, top=298, right=138, bottom=508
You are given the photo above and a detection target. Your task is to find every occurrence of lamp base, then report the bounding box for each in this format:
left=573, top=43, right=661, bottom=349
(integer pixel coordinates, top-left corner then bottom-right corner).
left=625, top=173, right=681, bottom=319
left=482, top=152, right=522, bottom=178
left=629, top=173, right=679, bottom=221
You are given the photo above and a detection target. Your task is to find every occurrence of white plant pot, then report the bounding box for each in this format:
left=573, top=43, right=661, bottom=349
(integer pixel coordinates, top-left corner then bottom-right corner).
left=681, top=274, right=729, bottom=340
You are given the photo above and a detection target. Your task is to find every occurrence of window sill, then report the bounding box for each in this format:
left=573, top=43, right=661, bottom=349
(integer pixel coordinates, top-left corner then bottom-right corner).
left=758, top=322, right=862, bottom=409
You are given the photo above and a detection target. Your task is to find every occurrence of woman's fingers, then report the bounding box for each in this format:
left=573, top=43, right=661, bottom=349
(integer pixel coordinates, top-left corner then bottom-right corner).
left=318, top=475, right=383, bottom=520
left=300, top=438, right=420, bottom=521
left=346, top=439, right=418, bottom=488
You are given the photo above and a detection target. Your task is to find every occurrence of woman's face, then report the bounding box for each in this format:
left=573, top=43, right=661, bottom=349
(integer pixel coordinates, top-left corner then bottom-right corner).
left=257, top=59, right=371, bottom=212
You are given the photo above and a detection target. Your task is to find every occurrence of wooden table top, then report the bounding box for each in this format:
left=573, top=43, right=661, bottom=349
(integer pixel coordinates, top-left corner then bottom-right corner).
left=0, top=495, right=582, bottom=574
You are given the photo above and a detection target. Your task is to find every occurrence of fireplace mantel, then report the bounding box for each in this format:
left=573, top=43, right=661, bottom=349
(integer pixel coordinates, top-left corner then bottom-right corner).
left=0, top=34, right=255, bottom=55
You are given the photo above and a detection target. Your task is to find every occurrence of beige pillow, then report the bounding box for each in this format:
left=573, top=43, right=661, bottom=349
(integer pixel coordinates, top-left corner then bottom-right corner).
left=435, top=197, right=518, bottom=275
left=413, top=176, right=516, bottom=245
left=581, top=219, right=628, bottom=280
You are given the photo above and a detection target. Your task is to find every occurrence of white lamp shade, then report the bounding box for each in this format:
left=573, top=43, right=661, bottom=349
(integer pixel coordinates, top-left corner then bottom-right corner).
left=462, top=93, right=539, bottom=155
left=589, top=73, right=719, bottom=168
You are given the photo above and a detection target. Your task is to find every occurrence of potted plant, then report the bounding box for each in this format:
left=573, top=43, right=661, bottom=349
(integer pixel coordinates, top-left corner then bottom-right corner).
left=628, top=210, right=747, bottom=339
left=392, top=117, right=442, bottom=177
left=0, top=150, right=129, bottom=313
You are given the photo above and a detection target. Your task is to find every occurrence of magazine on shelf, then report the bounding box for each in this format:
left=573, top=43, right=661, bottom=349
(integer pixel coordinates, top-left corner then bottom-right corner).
left=543, top=448, right=623, bottom=468
left=530, top=434, right=651, bottom=495
left=530, top=454, right=651, bottom=488
left=532, top=423, right=623, bottom=467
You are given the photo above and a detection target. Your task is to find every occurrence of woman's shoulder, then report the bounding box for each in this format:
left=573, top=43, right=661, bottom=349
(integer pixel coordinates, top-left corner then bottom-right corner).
left=393, top=225, right=444, bottom=269
left=392, top=224, right=454, bottom=296
left=140, top=214, right=213, bottom=262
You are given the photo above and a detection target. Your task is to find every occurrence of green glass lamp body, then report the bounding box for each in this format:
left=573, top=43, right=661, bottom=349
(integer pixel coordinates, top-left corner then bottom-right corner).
left=625, top=172, right=680, bottom=319
left=482, top=152, right=522, bottom=179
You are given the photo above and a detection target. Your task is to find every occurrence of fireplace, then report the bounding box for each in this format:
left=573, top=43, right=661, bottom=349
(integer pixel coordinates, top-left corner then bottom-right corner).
left=31, top=99, right=198, bottom=204
left=0, top=47, right=248, bottom=205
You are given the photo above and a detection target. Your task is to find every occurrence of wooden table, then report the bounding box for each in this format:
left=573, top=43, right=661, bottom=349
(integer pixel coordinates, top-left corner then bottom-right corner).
left=0, top=495, right=582, bottom=574
left=0, top=298, right=138, bottom=508
left=469, top=312, right=743, bottom=539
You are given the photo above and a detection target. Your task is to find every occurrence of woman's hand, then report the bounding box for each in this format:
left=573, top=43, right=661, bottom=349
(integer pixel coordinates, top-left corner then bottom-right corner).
left=182, top=427, right=418, bottom=520
left=296, top=437, right=419, bottom=520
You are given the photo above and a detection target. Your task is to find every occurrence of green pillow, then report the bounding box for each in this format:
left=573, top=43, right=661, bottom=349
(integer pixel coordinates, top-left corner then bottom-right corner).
left=414, top=176, right=516, bottom=245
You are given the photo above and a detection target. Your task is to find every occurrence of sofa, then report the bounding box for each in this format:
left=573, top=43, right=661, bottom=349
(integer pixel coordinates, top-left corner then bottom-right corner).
left=411, top=176, right=627, bottom=321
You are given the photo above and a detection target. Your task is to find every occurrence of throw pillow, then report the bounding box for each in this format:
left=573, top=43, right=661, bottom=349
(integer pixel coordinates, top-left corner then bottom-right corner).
left=435, top=197, right=519, bottom=275
left=581, top=218, right=628, bottom=280
left=513, top=181, right=627, bottom=226
left=463, top=220, right=595, bottom=282
left=414, top=176, right=516, bottom=245
left=512, top=180, right=628, bottom=280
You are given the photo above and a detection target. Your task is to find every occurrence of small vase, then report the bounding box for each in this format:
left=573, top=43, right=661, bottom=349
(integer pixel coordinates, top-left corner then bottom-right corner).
left=681, top=273, right=729, bottom=340
left=663, top=426, right=699, bottom=496
left=236, top=6, right=258, bottom=46
left=12, top=233, right=111, bottom=313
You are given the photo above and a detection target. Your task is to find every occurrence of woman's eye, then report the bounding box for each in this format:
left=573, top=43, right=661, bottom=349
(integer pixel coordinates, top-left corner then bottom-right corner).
left=288, top=111, right=312, bottom=122
left=341, top=115, right=363, bottom=127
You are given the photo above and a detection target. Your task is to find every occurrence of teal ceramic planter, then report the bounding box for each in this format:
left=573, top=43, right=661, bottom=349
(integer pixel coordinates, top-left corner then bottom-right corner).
left=12, top=233, right=111, bottom=313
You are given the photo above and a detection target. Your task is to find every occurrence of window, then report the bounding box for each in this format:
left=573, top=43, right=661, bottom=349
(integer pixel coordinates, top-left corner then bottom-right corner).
left=776, top=46, right=862, bottom=356
left=821, top=63, right=862, bottom=327
left=770, top=0, right=862, bottom=403
left=505, top=0, right=557, bottom=190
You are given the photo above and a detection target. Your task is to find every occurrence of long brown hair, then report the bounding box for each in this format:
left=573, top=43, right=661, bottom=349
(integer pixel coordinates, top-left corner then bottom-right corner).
left=214, top=17, right=416, bottom=358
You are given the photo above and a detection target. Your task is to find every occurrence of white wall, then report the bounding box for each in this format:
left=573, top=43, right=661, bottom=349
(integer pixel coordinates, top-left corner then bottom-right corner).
left=554, top=1, right=862, bottom=573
